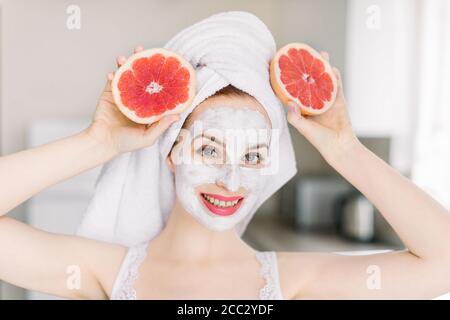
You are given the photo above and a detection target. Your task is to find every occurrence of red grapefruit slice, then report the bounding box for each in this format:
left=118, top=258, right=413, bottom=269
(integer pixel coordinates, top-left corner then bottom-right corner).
left=270, top=43, right=337, bottom=115
left=112, top=48, right=196, bottom=124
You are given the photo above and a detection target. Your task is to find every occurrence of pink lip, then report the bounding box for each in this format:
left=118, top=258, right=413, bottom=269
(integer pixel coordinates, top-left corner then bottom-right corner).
left=199, top=193, right=244, bottom=216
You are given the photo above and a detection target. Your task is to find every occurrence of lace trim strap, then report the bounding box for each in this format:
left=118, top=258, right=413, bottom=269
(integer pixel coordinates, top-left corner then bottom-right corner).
left=110, top=241, right=149, bottom=300
left=255, top=251, right=284, bottom=300
left=110, top=245, right=282, bottom=300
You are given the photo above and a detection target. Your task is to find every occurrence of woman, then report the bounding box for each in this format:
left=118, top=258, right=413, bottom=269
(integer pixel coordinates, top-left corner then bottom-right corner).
left=1, top=12, right=450, bottom=300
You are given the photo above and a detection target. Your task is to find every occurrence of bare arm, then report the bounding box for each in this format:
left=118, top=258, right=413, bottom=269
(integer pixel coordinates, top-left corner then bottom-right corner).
left=0, top=217, right=126, bottom=299
left=285, top=52, right=450, bottom=299
left=0, top=47, right=179, bottom=298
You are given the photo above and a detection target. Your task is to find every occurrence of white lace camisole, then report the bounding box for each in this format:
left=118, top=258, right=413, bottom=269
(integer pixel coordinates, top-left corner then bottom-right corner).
left=110, top=241, right=284, bottom=300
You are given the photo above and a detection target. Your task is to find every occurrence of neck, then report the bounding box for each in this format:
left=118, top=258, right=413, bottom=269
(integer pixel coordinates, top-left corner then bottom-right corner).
left=150, top=200, right=254, bottom=262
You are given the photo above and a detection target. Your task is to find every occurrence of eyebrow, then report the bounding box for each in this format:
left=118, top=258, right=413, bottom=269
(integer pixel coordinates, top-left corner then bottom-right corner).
left=247, top=143, right=268, bottom=150
left=193, top=134, right=269, bottom=150
left=193, top=134, right=224, bottom=145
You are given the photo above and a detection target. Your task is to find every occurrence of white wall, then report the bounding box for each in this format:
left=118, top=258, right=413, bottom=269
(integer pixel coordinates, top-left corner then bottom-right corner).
left=345, top=0, right=418, bottom=171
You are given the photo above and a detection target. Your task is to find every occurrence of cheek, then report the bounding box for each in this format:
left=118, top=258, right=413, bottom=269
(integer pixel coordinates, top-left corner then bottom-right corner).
left=240, top=169, right=269, bottom=193
left=175, top=163, right=269, bottom=195
left=176, top=163, right=224, bottom=187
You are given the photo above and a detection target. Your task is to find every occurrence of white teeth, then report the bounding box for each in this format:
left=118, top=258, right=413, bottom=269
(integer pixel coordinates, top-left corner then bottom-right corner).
left=202, top=194, right=241, bottom=208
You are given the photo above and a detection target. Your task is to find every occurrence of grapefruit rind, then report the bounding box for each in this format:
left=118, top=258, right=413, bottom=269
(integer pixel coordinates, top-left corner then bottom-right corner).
left=270, top=43, right=337, bottom=116
left=112, top=48, right=196, bottom=124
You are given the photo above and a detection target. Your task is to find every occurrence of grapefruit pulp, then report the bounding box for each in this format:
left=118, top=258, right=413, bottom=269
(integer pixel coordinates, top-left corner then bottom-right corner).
left=112, top=48, right=196, bottom=124
left=270, top=43, right=337, bottom=115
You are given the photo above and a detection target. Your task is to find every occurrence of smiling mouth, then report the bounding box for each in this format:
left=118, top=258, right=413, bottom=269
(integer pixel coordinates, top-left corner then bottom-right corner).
left=200, top=193, right=244, bottom=216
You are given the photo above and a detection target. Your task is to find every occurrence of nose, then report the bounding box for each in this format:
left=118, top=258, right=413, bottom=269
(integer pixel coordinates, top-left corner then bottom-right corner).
left=217, top=165, right=241, bottom=192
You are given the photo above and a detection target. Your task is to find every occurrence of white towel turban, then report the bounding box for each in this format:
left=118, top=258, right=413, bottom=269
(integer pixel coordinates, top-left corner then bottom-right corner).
left=76, top=11, right=297, bottom=247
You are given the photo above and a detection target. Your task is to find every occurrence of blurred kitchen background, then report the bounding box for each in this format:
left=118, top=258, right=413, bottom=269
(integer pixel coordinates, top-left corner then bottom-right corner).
left=0, top=0, right=449, bottom=299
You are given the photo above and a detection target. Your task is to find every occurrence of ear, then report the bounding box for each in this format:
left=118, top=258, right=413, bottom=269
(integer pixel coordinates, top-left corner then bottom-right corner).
left=166, top=134, right=184, bottom=173
left=166, top=152, right=175, bottom=173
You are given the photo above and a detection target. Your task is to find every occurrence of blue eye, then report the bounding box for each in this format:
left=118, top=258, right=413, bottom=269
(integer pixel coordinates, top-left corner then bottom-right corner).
left=200, top=145, right=217, bottom=158
left=244, top=152, right=261, bottom=165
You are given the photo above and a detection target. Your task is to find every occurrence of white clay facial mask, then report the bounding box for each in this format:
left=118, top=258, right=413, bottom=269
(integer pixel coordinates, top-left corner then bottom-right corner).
left=173, top=106, right=271, bottom=231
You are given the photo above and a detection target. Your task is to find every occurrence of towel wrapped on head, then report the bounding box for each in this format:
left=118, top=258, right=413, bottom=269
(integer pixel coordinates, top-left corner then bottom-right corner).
left=76, top=11, right=297, bottom=247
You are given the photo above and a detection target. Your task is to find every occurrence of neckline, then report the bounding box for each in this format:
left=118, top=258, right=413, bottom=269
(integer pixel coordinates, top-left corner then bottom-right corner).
left=112, top=242, right=283, bottom=300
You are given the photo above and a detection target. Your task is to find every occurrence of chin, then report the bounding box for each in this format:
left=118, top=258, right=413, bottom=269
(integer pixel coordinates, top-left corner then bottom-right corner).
left=193, top=213, right=245, bottom=231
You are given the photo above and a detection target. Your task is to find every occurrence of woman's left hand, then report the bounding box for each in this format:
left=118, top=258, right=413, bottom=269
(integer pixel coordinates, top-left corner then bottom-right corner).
left=286, top=52, right=358, bottom=163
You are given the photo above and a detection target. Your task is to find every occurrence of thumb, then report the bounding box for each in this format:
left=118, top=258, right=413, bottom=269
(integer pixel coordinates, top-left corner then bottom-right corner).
left=143, top=114, right=179, bottom=144
left=286, top=102, right=323, bottom=140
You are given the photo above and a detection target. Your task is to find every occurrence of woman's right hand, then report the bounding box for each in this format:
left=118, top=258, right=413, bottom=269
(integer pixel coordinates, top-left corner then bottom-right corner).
left=85, top=46, right=179, bottom=156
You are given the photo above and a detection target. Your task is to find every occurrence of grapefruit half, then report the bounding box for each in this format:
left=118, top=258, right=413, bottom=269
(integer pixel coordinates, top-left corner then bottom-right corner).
left=270, top=43, right=337, bottom=115
left=112, top=48, right=196, bottom=124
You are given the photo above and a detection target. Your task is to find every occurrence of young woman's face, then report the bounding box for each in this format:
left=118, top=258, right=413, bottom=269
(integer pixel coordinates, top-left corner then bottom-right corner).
left=169, top=94, right=272, bottom=231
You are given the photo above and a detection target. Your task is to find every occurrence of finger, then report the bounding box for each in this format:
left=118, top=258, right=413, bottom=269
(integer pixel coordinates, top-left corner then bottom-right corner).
left=286, top=102, right=322, bottom=139
left=116, top=55, right=127, bottom=68
left=333, top=67, right=342, bottom=85
left=134, top=46, right=144, bottom=54
left=104, top=73, right=114, bottom=92
left=144, top=114, right=180, bottom=143
left=320, top=51, right=330, bottom=61
left=286, top=101, right=302, bottom=120
left=332, top=67, right=344, bottom=95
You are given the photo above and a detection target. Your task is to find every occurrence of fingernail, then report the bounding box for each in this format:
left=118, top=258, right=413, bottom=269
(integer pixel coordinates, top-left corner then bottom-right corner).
left=287, top=102, right=297, bottom=114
